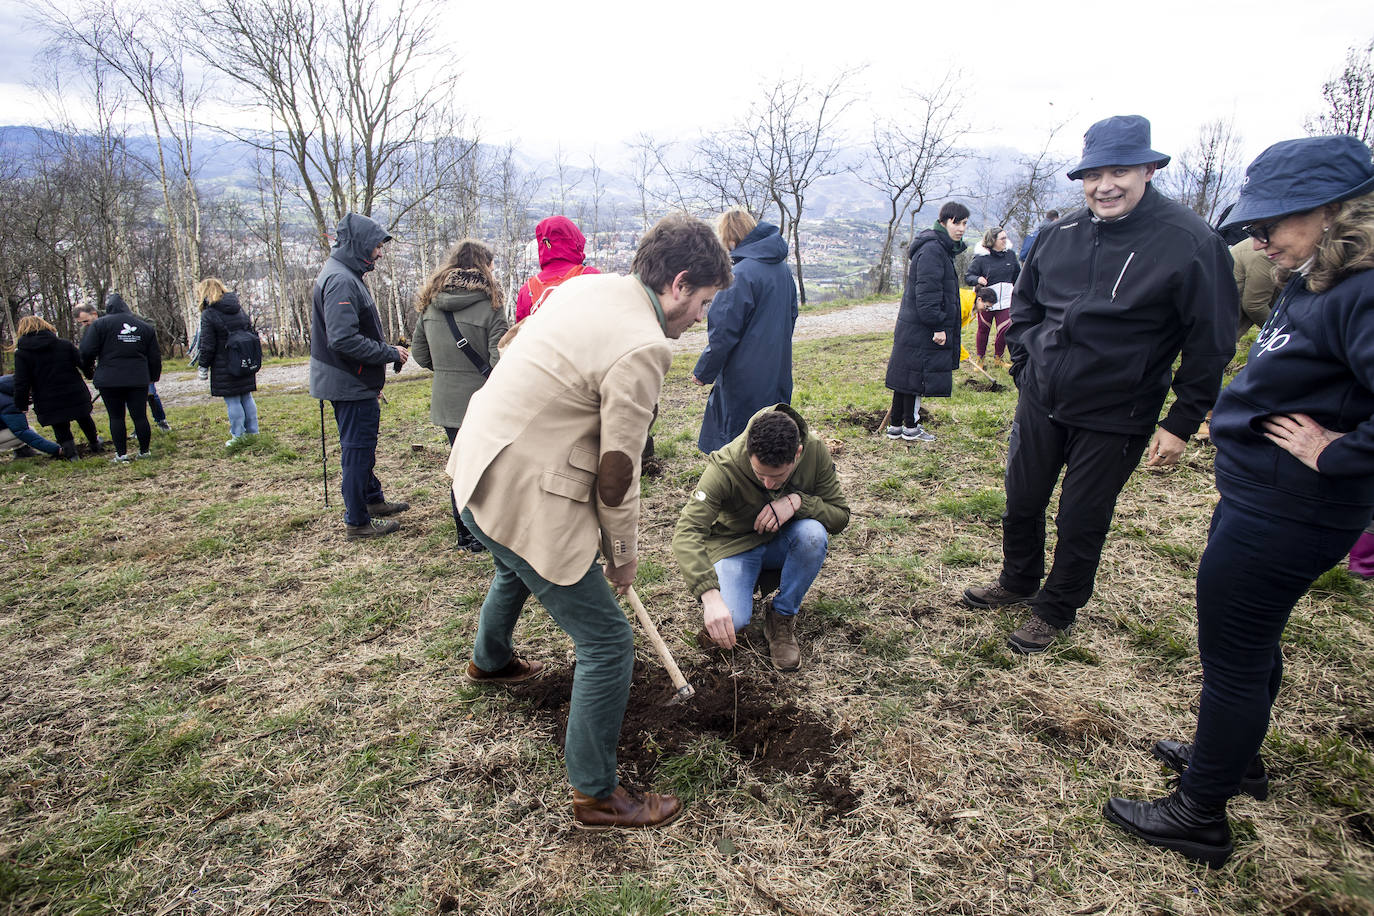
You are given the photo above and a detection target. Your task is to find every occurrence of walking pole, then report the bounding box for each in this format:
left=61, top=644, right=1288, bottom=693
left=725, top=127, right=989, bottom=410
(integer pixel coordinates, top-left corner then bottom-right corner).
left=319, top=400, right=329, bottom=508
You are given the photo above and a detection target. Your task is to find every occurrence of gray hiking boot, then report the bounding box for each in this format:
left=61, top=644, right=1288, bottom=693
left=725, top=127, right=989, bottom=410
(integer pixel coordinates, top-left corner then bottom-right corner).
left=1007, top=613, right=1064, bottom=654
left=762, top=604, right=801, bottom=671
left=962, top=581, right=1036, bottom=609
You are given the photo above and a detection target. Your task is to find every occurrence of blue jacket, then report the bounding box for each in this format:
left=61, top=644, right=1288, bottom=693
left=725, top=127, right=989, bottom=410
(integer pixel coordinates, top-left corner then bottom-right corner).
left=885, top=225, right=964, bottom=397
left=309, top=213, right=400, bottom=401
left=694, top=223, right=798, bottom=452
left=1211, top=269, right=1374, bottom=530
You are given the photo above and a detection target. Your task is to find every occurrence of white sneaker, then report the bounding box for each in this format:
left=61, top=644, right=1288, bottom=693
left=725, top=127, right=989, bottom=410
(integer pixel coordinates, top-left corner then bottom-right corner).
left=111, top=453, right=134, bottom=463
left=902, top=425, right=936, bottom=442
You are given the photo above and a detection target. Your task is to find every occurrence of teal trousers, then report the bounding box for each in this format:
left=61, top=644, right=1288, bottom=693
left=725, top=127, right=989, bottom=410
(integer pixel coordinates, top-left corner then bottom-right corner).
left=463, top=509, right=633, bottom=798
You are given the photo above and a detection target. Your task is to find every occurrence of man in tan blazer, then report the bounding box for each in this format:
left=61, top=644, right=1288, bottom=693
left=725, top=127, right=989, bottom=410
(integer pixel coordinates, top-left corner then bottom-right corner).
left=447, top=214, right=732, bottom=830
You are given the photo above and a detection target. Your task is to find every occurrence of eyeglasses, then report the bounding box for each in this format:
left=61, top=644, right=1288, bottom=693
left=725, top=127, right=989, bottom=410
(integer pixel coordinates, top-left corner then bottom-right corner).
left=1243, top=220, right=1279, bottom=245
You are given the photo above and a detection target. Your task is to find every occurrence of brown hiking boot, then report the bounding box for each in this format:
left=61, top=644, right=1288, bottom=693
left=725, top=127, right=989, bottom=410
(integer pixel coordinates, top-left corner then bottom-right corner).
left=763, top=604, right=801, bottom=671
left=366, top=500, right=410, bottom=517
left=1007, top=613, right=1064, bottom=654
left=466, top=655, right=544, bottom=684
left=962, top=581, right=1036, bottom=609
left=346, top=518, right=400, bottom=539
left=572, top=785, right=683, bottom=831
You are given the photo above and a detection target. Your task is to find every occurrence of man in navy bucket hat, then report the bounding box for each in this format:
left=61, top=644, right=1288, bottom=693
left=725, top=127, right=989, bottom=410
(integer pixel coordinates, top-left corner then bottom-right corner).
left=962, top=115, right=1240, bottom=653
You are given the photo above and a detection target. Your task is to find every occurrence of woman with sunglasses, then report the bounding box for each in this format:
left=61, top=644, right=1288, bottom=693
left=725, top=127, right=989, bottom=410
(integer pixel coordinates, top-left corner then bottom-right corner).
left=1105, top=135, right=1374, bottom=868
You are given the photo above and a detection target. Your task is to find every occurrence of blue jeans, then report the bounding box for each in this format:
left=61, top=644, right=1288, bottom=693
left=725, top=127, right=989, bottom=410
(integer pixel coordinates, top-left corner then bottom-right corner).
left=714, top=518, right=829, bottom=630
left=463, top=509, right=634, bottom=798
left=332, top=398, right=384, bottom=526
left=1181, top=496, right=1364, bottom=806
left=3, top=413, right=60, bottom=455
left=147, top=384, right=166, bottom=423
left=224, top=393, right=259, bottom=438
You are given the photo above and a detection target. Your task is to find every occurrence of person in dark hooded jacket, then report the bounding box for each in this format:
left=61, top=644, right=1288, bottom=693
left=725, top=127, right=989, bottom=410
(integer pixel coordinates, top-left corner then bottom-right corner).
left=884, top=202, right=970, bottom=443
left=196, top=277, right=260, bottom=445
left=101, top=294, right=170, bottom=431
left=309, top=212, right=411, bottom=539
left=12, top=315, right=101, bottom=458
left=75, top=298, right=161, bottom=462
left=514, top=216, right=601, bottom=323
left=0, top=371, right=61, bottom=457
left=692, top=209, right=798, bottom=453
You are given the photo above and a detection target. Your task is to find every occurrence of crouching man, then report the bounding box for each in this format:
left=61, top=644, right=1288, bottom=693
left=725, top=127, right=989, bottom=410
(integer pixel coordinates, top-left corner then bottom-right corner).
left=673, top=405, right=849, bottom=670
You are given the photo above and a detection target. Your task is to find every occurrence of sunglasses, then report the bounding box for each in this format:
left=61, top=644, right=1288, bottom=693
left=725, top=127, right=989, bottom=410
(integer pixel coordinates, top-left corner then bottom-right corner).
left=1243, top=219, right=1280, bottom=245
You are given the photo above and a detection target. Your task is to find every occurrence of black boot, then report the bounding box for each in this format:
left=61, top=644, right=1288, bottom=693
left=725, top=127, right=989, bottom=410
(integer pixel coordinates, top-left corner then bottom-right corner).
left=1104, top=790, right=1233, bottom=868
left=58, top=440, right=80, bottom=461
left=456, top=517, right=487, bottom=553
left=1151, top=739, right=1269, bottom=800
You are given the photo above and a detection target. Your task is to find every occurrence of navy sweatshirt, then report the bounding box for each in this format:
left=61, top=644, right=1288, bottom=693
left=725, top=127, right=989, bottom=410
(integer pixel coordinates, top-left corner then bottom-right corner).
left=1211, top=268, right=1374, bottom=530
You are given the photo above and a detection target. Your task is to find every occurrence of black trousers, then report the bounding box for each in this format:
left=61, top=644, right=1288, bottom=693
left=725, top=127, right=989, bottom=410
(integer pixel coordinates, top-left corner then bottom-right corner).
left=51, top=416, right=100, bottom=448
left=1181, top=497, right=1364, bottom=805
left=998, top=400, right=1150, bottom=628
left=890, top=391, right=921, bottom=428
left=98, top=386, right=152, bottom=456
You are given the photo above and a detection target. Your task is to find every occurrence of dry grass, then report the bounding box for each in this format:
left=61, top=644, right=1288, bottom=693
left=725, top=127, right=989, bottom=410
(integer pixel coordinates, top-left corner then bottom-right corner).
left=1, top=328, right=1371, bottom=915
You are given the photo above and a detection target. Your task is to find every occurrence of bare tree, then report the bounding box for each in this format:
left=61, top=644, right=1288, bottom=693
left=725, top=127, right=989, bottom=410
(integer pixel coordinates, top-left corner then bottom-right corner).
left=489, top=143, right=543, bottom=316
left=862, top=75, right=968, bottom=296
left=187, top=0, right=465, bottom=252
left=746, top=70, right=858, bottom=304
left=681, top=127, right=770, bottom=217
left=980, top=121, right=1075, bottom=245
left=35, top=0, right=209, bottom=349
left=1159, top=117, right=1243, bottom=223
left=1306, top=36, right=1374, bottom=144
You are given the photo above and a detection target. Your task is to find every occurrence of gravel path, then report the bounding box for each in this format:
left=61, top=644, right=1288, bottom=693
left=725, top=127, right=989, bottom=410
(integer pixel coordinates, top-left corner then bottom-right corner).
left=155, top=300, right=899, bottom=408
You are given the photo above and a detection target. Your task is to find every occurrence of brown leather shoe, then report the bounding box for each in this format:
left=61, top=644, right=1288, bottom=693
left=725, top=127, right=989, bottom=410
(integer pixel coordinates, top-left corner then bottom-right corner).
left=466, top=655, right=544, bottom=684
left=572, top=785, right=683, bottom=830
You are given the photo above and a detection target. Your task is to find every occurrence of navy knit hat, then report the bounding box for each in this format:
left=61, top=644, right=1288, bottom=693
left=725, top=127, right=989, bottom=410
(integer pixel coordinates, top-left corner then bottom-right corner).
left=1066, top=115, right=1170, bottom=180
left=1219, top=135, right=1374, bottom=230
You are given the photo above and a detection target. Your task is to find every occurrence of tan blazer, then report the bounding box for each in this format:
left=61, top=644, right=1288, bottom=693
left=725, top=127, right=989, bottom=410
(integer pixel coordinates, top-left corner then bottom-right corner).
left=448, top=274, right=672, bottom=585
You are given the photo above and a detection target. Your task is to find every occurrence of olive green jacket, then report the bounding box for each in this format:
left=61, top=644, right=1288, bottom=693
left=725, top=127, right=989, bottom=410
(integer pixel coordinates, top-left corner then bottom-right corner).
left=672, top=403, right=849, bottom=599
left=412, top=268, right=508, bottom=428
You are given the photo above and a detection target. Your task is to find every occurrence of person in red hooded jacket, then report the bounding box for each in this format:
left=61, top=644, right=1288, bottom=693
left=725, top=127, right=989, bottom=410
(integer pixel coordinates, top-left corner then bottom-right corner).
left=514, top=216, right=601, bottom=323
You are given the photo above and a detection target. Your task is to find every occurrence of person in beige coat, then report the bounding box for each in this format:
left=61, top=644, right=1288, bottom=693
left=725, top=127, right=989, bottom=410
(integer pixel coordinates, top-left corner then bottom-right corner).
left=447, top=214, right=732, bottom=830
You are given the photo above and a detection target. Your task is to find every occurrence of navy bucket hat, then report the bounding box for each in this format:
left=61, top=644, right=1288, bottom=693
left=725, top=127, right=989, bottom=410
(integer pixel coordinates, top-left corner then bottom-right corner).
left=1218, top=135, right=1374, bottom=230
left=1067, top=115, right=1170, bottom=180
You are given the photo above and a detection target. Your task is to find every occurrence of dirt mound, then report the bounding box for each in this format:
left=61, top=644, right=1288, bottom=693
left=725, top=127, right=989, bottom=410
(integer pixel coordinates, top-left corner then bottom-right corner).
left=508, top=659, right=862, bottom=816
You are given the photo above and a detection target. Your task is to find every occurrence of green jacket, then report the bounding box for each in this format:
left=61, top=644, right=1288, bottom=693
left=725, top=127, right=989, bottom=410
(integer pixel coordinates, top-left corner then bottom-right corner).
left=411, top=267, right=508, bottom=429
left=672, top=404, right=849, bottom=599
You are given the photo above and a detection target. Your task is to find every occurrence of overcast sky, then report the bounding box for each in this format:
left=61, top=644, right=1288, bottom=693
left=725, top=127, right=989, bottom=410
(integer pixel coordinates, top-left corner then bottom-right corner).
left=1, top=0, right=1372, bottom=168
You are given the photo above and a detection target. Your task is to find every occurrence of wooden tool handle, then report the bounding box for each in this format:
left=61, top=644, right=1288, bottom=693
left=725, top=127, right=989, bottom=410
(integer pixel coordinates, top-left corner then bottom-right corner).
left=626, top=586, right=690, bottom=692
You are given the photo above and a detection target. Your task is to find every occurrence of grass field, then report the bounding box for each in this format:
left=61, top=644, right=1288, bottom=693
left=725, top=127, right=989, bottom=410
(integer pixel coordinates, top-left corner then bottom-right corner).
left=2, top=326, right=1371, bottom=915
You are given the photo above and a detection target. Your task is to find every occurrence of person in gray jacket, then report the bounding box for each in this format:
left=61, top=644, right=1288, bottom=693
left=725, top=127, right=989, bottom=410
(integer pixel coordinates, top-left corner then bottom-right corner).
left=411, top=239, right=509, bottom=551
left=309, top=212, right=411, bottom=539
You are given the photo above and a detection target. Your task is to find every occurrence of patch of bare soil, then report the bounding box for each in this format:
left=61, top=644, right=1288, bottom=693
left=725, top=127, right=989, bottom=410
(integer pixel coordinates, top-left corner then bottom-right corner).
left=508, top=658, right=863, bottom=818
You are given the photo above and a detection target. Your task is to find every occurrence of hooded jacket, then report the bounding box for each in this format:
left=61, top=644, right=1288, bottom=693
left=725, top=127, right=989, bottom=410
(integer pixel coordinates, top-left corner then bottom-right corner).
left=412, top=267, right=509, bottom=428
left=1007, top=184, right=1238, bottom=439
left=965, top=248, right=1021, bottom=290
left=514, top=216, right=601, bottom=322
left=78, top=302, right=162, bottom=391
left=309, top=213, right=400, bottom=402
left=197, top=292, right=258, bottom=397
left=885, top=225, right=965, bottom=396
left=693, top=222, right=798, bottom=452
left=673, top=404, right=849, bottom=600
left=12, top=330, right=94, bottom=425
left=1211, top=269, right=1374, bottom=530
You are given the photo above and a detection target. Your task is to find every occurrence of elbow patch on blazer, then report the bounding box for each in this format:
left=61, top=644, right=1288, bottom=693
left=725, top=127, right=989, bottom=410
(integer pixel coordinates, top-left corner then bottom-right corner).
left=598, top=451, right=634, bottom=507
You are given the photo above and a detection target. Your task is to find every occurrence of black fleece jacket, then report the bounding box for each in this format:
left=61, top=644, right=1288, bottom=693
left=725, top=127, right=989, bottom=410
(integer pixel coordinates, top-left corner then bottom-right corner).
left=1007, top=184, right=1238, bottom=438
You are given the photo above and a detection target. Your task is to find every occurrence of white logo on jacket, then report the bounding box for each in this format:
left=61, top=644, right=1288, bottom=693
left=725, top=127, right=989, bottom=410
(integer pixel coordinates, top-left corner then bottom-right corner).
left=116, top=322, right=142, bottom=343
left=1256, top=322, right=1291, bottom=355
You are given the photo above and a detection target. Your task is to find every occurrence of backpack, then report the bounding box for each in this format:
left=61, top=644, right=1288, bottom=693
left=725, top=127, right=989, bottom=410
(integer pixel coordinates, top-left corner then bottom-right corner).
left=224, top=327, right=263, bottom=378
left=525, top=264, right=586, bottom=316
